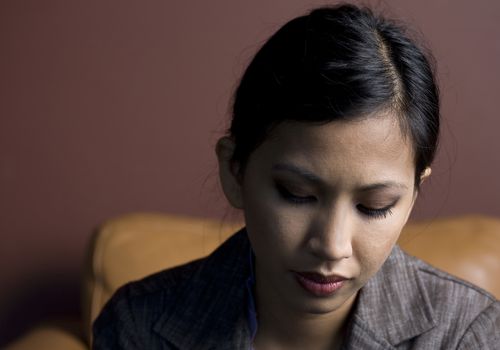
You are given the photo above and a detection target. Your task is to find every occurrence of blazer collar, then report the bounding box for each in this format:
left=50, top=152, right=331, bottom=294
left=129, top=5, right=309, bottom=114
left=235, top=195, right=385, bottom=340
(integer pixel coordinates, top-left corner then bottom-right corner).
left=344, top=245, right=437, bottom=348
left=153, top=229, right=252, bottom=349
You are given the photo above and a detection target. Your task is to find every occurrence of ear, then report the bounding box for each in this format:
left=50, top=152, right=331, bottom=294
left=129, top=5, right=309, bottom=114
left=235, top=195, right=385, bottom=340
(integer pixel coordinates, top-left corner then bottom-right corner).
left=216, top=137, right=244, bottom=209
left=403, top=167, right=432, bottom=224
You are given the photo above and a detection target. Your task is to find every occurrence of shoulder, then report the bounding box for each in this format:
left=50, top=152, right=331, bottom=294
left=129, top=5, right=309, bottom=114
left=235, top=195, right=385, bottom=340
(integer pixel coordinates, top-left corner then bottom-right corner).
left=400, top=249, right=499, bottom=348
left=92, top=229, right=251, bottom=349
left=113, top=256, right=204, bottom=304
left=92, top=258, right=205, bottom=349
left=407, top=250, right=496, bottom=314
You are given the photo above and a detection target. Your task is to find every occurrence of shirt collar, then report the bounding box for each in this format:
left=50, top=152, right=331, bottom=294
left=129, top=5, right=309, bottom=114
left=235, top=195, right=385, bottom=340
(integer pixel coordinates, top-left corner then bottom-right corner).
left=246, top=245, right=258, bottom=340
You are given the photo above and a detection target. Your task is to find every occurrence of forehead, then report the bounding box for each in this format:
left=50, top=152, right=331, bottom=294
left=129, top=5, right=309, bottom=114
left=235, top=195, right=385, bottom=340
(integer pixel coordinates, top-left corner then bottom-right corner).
left=247, top=114, right=415, bottom=187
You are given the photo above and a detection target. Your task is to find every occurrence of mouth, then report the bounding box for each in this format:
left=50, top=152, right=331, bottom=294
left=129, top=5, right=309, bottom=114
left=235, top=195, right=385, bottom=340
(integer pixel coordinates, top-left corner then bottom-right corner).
left=293, top=271, right=349, bottom=297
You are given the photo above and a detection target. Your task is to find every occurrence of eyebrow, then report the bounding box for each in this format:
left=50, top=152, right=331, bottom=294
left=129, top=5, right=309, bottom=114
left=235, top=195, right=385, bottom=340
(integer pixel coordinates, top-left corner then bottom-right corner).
left=272, top=163, right=324, bottom=184
left=358, top=182, right=408, bottom=192
left=271, top=163, right=408, bottom=191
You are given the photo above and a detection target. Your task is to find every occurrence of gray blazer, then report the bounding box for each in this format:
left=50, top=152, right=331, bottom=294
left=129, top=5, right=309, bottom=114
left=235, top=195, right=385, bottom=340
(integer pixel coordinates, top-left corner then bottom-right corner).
left=93, top=229, right=500, bottom=349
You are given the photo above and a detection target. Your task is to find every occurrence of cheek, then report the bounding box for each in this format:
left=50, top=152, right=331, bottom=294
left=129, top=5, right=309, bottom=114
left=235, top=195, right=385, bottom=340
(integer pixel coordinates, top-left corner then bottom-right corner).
left=354, top=218, right=406, bottom=277
left=242, top=185, right=309, bottom=259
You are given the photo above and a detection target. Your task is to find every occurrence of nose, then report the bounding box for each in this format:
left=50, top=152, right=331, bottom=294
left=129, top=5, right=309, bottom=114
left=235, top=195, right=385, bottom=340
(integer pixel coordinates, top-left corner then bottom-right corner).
left=308, top=205, right=353, bottom=261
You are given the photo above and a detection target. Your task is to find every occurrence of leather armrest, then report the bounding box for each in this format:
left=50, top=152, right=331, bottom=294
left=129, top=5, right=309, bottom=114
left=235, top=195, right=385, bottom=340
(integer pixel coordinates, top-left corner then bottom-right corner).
left=5, top=324, right=86, bottom=350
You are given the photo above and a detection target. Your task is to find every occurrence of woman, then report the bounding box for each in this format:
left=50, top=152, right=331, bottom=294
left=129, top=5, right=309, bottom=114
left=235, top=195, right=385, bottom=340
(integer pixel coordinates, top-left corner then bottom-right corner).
left=93, top=4, right=499, bottom=349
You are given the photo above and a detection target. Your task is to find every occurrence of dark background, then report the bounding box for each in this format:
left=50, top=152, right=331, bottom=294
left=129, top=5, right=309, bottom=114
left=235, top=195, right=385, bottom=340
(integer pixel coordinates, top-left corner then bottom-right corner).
left=1, top=0, right=499, bottom=345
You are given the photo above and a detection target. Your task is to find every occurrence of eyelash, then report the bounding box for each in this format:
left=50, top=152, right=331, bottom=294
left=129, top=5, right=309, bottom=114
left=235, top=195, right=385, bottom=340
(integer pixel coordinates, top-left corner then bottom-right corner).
left=356, top=204, right=394, bottom=220
left=276, top=184, right=315, bottom=204
left=276, top=184, right=395, bottom=219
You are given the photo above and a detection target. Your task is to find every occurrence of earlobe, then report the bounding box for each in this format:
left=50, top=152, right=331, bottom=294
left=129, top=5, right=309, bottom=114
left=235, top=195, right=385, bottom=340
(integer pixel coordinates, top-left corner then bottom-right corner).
left=420, top=167, right=432, bottom=185
left=216, top=137, right=244, bottom=209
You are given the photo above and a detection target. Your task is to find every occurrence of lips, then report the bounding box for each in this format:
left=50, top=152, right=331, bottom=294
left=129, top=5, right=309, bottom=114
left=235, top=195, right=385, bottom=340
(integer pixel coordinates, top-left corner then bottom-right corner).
left=293, top=271, right=348, bottom=297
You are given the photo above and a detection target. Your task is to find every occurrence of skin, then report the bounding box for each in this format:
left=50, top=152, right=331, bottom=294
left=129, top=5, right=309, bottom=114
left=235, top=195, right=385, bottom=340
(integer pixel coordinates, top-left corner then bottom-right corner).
left=217, top=112, right=428, bottom=349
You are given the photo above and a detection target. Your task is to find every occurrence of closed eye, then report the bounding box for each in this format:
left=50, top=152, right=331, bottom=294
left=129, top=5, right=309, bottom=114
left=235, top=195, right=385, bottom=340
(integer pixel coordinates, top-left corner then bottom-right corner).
left=356, top=203, right=394, bottom=219
left=276, top=184, right=315, bottom=204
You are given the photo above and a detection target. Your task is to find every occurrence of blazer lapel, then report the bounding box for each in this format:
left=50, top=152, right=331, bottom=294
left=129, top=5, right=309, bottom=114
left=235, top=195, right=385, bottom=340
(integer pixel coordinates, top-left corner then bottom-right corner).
left=343, top=245, right=436, bottom=348
left=343, top=318, right=397, bottom=349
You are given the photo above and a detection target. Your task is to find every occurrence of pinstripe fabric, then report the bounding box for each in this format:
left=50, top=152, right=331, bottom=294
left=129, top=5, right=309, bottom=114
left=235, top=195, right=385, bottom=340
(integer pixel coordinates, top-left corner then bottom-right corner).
left=93, top=229, right=499, bottom=349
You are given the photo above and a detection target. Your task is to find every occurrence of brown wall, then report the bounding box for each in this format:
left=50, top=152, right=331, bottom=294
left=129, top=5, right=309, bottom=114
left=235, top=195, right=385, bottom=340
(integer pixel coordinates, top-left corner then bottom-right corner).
left=1, top=0, right=499, bottom=344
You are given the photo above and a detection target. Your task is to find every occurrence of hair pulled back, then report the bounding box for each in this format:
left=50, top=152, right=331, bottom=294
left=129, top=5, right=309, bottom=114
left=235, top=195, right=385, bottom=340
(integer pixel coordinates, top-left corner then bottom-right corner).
left=229, top=4, right=440, bottom=188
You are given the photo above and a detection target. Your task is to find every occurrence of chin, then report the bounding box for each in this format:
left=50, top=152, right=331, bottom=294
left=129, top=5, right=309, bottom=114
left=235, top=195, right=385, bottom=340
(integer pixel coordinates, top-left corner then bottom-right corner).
left=299, top=300, right=348, bottom=315
left=293, top=290, right=356, bottom=315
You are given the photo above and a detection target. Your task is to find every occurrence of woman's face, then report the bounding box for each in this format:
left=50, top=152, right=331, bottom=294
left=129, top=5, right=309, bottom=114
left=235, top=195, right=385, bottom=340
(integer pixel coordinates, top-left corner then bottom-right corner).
left=220, top=113, right=417, bottom=315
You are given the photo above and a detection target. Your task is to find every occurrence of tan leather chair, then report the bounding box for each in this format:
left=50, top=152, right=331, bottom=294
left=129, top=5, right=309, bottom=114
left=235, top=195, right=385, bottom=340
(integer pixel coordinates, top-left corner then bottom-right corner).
left=6, top=214, right=500, bottom=349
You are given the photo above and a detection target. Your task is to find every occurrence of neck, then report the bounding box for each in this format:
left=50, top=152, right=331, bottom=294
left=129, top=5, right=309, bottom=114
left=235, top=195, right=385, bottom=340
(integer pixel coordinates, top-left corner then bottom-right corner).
left=252, top=269, right=357, bottom=350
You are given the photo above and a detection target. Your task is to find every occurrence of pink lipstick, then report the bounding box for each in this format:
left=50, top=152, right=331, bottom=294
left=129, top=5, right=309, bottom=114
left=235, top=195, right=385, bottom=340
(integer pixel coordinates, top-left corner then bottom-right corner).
left=294, top=271, right=347, bottom=297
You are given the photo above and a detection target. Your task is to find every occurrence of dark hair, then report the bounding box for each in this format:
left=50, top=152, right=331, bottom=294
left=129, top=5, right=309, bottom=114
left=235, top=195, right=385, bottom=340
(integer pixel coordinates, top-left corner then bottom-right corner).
left=229, top=4, right=439, bottom=188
